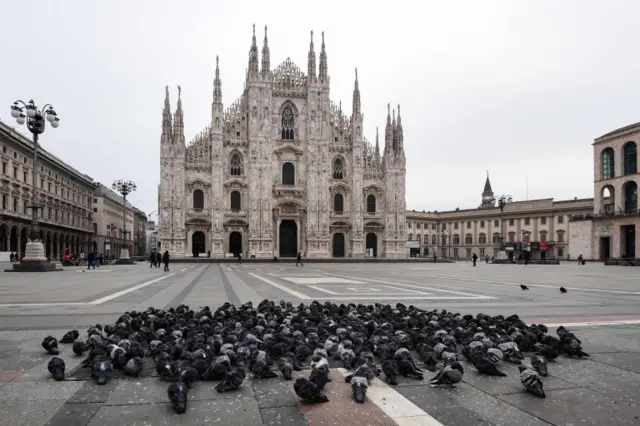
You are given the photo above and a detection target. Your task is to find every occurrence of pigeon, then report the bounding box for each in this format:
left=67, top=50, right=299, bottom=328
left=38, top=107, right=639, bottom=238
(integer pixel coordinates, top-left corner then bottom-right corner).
left=309, top=362, right=330, bottom=390
left=429, top=361, right=464, bottom=387
left=60, top=330, right=79, bottom=344
left=41, top=336, right=59, bottom=355
left=47, top=357, right=66, bottom=381
left=167, top=381, right=188, bottom=414
left=124, top=357, right=143, bottom=376
left=72, top=341, right=86, bottom=356
left=179, top=367, right=199, bottom=388
left=92, top=359, right=113, bottom=385
left=215, top=364, right=246, bottom=393
left=520, top=285, right=529, bottom=291
left=293, top=377, right=329, bottom=403
left=381, top=359, right=399, bottom=385
left=560, top=287, right=567, bottom=293
left=472, top=357, right=507, bottom=377
left=519, top=366, right=545, bottom=398
left=351, top=375, right=368, bottom=403
left=277, top=357, right=294, bottom=380
left=529, top=355, right=548, bottom=377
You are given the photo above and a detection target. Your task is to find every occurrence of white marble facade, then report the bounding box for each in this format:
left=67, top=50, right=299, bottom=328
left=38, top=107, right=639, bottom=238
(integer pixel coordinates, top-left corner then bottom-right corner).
left=157, top=26, right=407, bottom=258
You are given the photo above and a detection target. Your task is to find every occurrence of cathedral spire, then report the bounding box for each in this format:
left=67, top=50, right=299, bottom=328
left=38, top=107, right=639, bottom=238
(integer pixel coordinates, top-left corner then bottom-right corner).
left=396, top=104, right=403, bottom=152
left=307, top=30, right=316, bottom=79
left=261, top=25, right=270, bottom=75
left=352, top=68, right=361, bottom=117
left=162, top=85, right=172, bottom=136
left=392, top=107, right=397, bottom=151
left=481, top=171, right=496, bottom=208
left=173, top=85, right=184, bottom=139
left=248, top=24, right=259, bottom=76
left=213, top=55, right=222, bottom=104
left=384, top=103, right=393, bottom=155
left=319, top=31, right=328, bottom=82
left=375, top=127, right=380, bottom=160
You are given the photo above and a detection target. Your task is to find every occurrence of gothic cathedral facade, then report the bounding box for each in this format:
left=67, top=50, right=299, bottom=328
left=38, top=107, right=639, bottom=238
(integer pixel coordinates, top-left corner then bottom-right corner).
left=158, top=26, right=407, bottom=258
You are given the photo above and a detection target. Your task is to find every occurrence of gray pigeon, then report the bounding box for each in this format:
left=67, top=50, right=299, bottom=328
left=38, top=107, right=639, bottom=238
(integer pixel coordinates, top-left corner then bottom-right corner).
left=519, top=366, right=545, bottom=398
left=167, top=381, right=188, bottom=414
left=124, top=357, right=143, bottom=376
left=47, top=357, right=66, bottom=381
left=429, top=361, right=464, bottom=387
left=351, top=376, right=368, bottom=403
left=530, top=355, right=548, bottom=377
left=92, top=359, right=113, bottom=385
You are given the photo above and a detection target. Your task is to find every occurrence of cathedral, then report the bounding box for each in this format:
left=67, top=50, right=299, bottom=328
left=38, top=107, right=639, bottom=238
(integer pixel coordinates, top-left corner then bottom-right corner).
left=157, top=25, right=407, bottom=258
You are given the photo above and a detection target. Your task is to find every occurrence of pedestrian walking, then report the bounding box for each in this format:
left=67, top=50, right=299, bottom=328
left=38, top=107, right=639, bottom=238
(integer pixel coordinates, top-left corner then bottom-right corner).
left=156, top=252, right=162, bottom=268
left=237, top=251, right=243, bottom=264
left=578, top=254, right=584, bottom=265
left=149, top=252, right=156, bottom=268
left=296, top=251, right=303, bottom=267
left=433, top=253, right=437, bottom=264
left=87, top=252, right=96, bottom=270
left=162, top=250, right=170, bottom=272
left=472, top=253, right=478, bottom=267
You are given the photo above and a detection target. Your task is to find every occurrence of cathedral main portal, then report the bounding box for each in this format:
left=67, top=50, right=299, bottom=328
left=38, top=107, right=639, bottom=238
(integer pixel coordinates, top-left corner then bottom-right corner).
left=279, top=220, right=298, bottom=257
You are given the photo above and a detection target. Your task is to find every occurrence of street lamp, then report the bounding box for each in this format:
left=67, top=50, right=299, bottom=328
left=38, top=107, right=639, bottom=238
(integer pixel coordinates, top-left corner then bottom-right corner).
left=6, top=100, right=60, bottom=272
left=495, top=194, right=512, bottom=260
left=112, top=179, right=136, bottom=264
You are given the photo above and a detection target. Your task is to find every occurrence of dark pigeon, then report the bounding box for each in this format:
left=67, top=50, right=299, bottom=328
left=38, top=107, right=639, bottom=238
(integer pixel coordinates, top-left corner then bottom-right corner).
left=124, top=357, right=143, bottom=377
left=47, top=357, right=66, bottom=381
left=278, top=357, right=293, bottom=380
left=293, top=377, right=329, bottom=403
left=519, top=366, right=545, bottom=398
left=215, top=364, right=246, bottom=393
left=429, top=361, right=464, bottom=387
left=530, top=355, right=548, bottom=377
left=41, top=336, right=59, bottom=355
left=351, top=376, right=368, bottom=403
left=472, top=356, right=507, bottom=377
left=381, top=359, right=399, bottom=385
left=520, top=285, right=529, bottom=291
left=167, top=381, right=188, bottom=414
left=72, top=341, right=86, bottom=356
left=60, top=330, right=79, bottom=344
left=560, top=287, right=567, bottom=293
left=92, top=359, right=112, bottom=385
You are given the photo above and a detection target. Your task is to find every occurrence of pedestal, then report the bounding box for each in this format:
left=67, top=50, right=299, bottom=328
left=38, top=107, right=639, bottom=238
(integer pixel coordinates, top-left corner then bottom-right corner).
left=115, top=248, right=136, bottom=265
left=496, top=250, right=509, bottom=260
left=5, top=241, right=60, bottom=272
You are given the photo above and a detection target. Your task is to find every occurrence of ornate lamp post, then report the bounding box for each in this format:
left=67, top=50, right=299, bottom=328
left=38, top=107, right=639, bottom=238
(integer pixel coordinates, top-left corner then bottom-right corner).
left=112, top=180, right=136, bottom=264
left=6, top=100, right=59, bottom=272
left=495, top=194, right=512, bottom=261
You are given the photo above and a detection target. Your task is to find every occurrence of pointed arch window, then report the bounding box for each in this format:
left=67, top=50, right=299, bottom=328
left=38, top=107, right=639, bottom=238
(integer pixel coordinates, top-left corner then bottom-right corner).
left=332, top=158, right=345, bottom=179
left=333, top=193, right=344, bottom=213
left=230, top=152, right=243, bottom=176
left=281, top=106, right=295, bottom=140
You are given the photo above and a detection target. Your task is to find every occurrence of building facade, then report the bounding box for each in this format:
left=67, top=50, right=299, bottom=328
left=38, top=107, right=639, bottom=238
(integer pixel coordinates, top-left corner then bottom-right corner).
left=158, top=26, right=407, bottom=258
left=90, top=183, right=137, bottom=259
left=0, top=120, right=95, bottom=259
left=145, top=220, right=158, bottom=256
left=406, top=175, right=594, bottom=260
left=132, top=208, right=148, bottom=257
left=586, top=122, right=638, bottom=259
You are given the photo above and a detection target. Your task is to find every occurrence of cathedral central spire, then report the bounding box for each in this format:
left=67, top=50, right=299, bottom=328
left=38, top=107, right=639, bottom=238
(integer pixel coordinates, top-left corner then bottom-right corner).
left=319, top=31, right=328, bottom=82
left=248, top=24, right=259, bottom=75
left=162, top=85, right=172, bottom=136
left=307, top=30, right=316, bottom=79
left=375, top=127, right=381, bottom=160
left=213, top=55, right=222, bottom=104
left=396, top=104, right=403, bottom=152
left=261, top=25, right=270, bottom=74
left=384, top=103, right=392, bottom=155
left=352, top=68, right=361, bottom=116
left=173, top=85, right=184, bottom=140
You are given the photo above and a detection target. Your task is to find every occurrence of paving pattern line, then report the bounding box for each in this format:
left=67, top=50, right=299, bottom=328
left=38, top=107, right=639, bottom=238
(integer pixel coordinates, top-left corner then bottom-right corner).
left=248, top=273, right=311, bottom=300
left=89, top=273, right=177, bottom=305
left=337, top=368, right=444, bottom=426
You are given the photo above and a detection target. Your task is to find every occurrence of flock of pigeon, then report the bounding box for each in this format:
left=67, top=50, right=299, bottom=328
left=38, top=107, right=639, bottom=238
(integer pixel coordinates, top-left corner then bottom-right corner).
left=41, top=300, right=590, bottom=414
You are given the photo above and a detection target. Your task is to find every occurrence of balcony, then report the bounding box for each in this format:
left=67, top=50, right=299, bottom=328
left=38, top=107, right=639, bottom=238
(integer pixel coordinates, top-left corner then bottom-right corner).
left=272, top=184, right=304, bottom=198
left=225, top=209, right=247, bottom=218
left=188, top=208, right=209, bottom=218
left=364, top=211, right=381, bottom=219
left=590, top=208, right=639, bottom=220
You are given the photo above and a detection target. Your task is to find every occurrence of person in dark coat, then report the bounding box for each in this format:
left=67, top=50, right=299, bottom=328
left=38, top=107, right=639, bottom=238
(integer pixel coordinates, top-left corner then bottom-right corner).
left=296, top=251, right=303, bottom=267
left=472, top=253, right=478, bottom=267
left=156, top=252, right=162, bottom=268
left=87, top=252, right=96, bottom=270
left=237, top=251, right=242, bottom=264
left=162, top=250, right=170, bottom=272
left=149, top=252, right=156, bottom=268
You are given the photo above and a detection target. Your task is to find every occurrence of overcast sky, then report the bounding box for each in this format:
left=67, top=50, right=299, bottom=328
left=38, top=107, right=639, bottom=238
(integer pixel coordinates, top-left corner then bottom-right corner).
left=2, top=0, right=639, bottom=219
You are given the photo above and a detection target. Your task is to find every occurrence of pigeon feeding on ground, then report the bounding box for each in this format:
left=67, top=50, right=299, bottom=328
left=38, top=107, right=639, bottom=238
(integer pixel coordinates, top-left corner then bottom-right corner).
left=351, top=375, right=369, bottom=403
left=519, top=366, right=545, bottom=398
left=560, top=287, right=567, bottom=293
left=47, top=357, right=66, bottom=381
left=60, top=330, right=79, bottom=344
left=41, top=336, right=59, bottom=355
left=520, top=285, right=529, bottom=291
left=168, top=381, right=188, bottom=414
left=529, top=355, right=548, bottom=377
left=41, top=300, right=592, bottom=411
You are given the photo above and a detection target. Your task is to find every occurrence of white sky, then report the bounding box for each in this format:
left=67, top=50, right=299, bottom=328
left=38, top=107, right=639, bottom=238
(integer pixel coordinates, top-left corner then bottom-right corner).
left=2, top=0, right=639, bottom=218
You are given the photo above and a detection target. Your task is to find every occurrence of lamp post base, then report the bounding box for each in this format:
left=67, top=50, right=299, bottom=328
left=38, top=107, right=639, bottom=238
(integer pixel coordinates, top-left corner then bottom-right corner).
left=5, top=241, right=60, bottom=272
left=115, top=248, right=136, bottom=265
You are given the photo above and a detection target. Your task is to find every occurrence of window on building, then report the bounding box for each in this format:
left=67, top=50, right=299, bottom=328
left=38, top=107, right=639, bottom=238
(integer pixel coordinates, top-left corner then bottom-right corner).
left=2, top=162, right=6, bottom=175
left=334, top=193, right=344, bottom=213
left=624, top=181, right=638, bottom=212
left=442, top=223, right=446, bottom=230
left=453, top=234, right=460, bottom=245
left=92, top=208, right=97, bottom=212
left=441, top=235, right=447, bottom=245
left=541, top=217, right=546, bottom=225
left=442, top=248, right=447, bottom=257
left=230, top=191, right=241, bottom=211
left=480, top=248, right=485, bottom=256
left=366, top=195, right=376, bottom=213
left=509, top=218, right=514, bottom=226
left=416, top=235, right=421, bottom=244
left=623, top=142, right=637, bottom=175
left=494, top=219, right=499, bottom=226
left=601, top=147, right=614, bottom=179
left=332, top=158, right=345, bottom=179
left=281, top=106, right=295, bottom=140
left=557, top=231, right=565, bottom=242
left=453, top=248, right=459, bottom=258
left=524, top=218, right=530, bottom=225
left=13, top=198, right=18, bottom=211
left=480, top=220, right=485, bottom=228
left=282, top=162, right=295, bottom=185
left=508, top=232, right=515, bottom=243
left=193, top=189, right=204, bottom=209
left=1, top=194, right=7, bottom=210
left=408, top=233, right=413, bottom=241
left=466, top=221, right=471, bottom=229
left=492, top=233, right=500, bottom=244
left=465, top=234, right=473, bottom=244
left=454, top=223, right=459, bottom=230
left=48, top=207, right=52, bottom=218
left=432, top=235, right=437, bottom=245
left=23, top=170, right=28, bottom=183
left=13, top=166, right=17, bottom=179
left=523, top=232, right=530, bottom=242
left=466, top=248, right=471, bottom=257
left=558, top=215, right=564, bottom=224
left=40, top=178, right=44, bottom=189
left=540, top=231, right=547, bottom=242
left=432, top=224, right=436, bottom=230
left=230, top=152, right=243, bottom=176
left=23, top=200, right=28, bottom=213
left=479, top=233, right=487, bottom=244
left=558, top=248, right=564, bottom=257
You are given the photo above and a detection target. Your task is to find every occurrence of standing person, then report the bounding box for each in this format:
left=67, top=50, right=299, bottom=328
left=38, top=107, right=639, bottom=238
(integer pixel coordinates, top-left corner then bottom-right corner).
left=149, top=252, right=155, bottom=268
left=296, top=251, right=303, bottom=267
left=87, top=252, right=95, bottom=270
left=472, top=253, right=478, bottom=267
left=433, top=253, right=437, bottom=264
left=162, top=250, right=170, bottom=272
left=237, top=251, right=242, bottom=264
left=156, top=252, right=162, bottom=268
left=577, top=254, right=583, bottom=265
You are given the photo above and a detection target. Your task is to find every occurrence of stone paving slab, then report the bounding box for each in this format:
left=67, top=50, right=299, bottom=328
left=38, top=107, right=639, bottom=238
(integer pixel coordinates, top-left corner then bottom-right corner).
left=44, top=402, right=102, bottom=426
left=260, top=406, right=309, bottom=426
left=0, top=399, right=66, bottom=426
left=589, top=351, right=640, bottom=374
